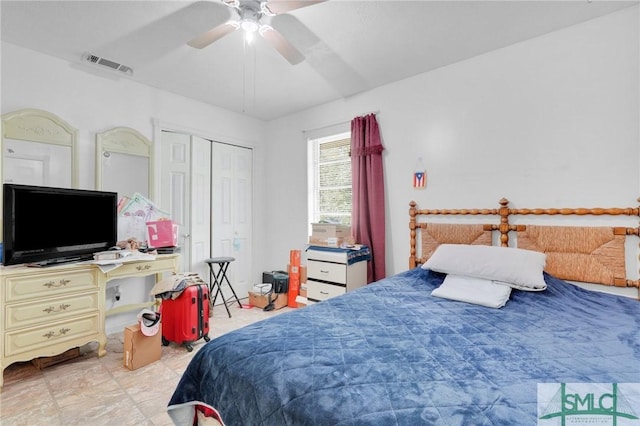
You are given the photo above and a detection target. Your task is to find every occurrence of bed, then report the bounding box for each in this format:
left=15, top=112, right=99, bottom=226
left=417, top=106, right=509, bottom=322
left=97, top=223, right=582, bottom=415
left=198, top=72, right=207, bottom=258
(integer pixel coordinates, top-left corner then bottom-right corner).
left=168, top=198, right=640, bottom=425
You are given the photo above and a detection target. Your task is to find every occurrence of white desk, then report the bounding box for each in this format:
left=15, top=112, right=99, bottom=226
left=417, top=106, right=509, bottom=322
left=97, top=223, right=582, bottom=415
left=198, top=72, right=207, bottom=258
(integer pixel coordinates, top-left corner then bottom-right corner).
left=0, top=254, right=179, bottom=389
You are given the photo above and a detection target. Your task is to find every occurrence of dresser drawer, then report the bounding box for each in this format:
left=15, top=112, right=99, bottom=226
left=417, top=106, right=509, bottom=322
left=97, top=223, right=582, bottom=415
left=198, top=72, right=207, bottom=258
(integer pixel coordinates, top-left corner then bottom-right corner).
left=306, top=249, right=348, bottom=264
left=307, top=279, right=346, bottom=301
left=4, top=270, right=98, bottom=303
left=4, top=314, right=100, bottom=357
left=104, top=256, right=178, bottom=280
left=5, top=292, right=99, bottom=331
left=307, top=260, right=347, bottom=284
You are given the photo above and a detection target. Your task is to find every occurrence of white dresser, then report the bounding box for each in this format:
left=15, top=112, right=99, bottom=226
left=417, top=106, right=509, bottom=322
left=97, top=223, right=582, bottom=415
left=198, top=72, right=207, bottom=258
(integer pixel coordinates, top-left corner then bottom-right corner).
left=306, top=247, right=368, bottom=303
left=0, top=254, right=179, bottom=389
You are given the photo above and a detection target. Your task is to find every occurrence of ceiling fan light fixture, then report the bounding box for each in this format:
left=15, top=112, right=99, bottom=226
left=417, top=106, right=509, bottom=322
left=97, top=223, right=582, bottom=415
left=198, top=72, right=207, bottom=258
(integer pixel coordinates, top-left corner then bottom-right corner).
left=241, top=19, right=259, bottom=33
left=239, top=6, right=260, bottom=33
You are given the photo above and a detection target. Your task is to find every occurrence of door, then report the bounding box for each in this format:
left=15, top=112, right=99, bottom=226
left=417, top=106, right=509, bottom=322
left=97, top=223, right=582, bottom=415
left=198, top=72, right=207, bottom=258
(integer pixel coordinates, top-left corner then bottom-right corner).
left=160, top=130, right=253, bottom=304
left=211, top=142, right=253, bottom=300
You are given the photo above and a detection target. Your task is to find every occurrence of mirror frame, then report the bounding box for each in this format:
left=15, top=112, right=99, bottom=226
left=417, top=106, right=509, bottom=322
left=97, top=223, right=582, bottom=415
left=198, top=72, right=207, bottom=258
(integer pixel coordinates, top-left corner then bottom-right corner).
left=95, top=126, right=153, bottom=199
left=1, top=108, right=79, bottom=185
left=1, top=108, right=79, bottom=241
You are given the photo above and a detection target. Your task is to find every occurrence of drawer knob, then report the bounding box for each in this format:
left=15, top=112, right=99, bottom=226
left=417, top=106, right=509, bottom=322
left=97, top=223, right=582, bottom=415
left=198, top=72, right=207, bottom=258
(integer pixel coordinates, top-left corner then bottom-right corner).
left=136, top=265, right=151, bottom=271
left=43, top=327, right=71, bottom=339
left=43, top=279, right=70, bottom=288
left=43, top=303, right=71, bottom=314
left=320, top=291, right=329, bottom=295
left=320, top=270, right=329, bottom=274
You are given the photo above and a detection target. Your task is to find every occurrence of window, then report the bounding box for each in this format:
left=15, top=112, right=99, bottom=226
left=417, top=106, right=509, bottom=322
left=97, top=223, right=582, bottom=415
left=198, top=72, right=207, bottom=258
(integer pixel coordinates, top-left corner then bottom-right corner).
left=308, top=132, right=352, bottom=227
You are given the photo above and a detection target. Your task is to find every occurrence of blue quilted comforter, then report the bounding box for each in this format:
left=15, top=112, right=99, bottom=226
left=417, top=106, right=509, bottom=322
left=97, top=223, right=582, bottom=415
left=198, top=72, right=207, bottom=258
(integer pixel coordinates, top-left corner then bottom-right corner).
left=168, top=268, right=640, bottom=425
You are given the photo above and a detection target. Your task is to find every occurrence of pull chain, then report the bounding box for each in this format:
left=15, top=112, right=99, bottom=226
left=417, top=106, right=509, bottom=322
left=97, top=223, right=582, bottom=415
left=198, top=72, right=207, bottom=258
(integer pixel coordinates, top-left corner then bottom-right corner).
left=242, top=35, right=247, bottom=113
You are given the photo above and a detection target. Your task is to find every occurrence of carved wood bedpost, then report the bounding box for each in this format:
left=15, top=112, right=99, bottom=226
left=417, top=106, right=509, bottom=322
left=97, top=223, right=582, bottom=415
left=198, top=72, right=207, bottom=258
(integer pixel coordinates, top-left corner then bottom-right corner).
left=409, top=200, right=417, bottom=268
left=637, top=197, right=640, bottom=299
left=498, top=198, right=510, bottom=247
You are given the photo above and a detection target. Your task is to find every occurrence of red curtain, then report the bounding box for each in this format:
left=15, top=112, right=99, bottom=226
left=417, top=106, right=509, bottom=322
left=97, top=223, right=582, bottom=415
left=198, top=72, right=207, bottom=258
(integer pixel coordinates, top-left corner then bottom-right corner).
left=351, top=114, right=385, bottom=283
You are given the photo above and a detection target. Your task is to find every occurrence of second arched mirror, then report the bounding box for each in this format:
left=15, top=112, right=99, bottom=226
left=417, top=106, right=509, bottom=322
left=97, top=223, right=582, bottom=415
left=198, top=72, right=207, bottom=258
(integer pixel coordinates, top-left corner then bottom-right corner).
left=96, top=127, right=153, bottom=199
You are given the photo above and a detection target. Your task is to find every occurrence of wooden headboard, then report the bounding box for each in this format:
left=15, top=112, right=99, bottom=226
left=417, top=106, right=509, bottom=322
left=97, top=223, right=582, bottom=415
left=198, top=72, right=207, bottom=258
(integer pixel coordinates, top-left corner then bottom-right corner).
left=409, top=198, right=640, bottom=293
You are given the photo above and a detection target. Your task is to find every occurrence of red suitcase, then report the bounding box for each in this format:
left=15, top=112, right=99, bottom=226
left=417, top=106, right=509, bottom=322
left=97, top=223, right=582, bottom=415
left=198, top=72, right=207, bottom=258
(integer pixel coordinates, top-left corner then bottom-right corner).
left=161, top=284, right=211, bottom=351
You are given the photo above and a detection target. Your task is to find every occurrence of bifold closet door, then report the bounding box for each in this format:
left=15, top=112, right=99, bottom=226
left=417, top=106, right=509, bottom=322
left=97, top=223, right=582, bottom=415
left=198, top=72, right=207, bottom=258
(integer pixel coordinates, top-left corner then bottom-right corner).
left=160, top=131, right=253, bottom=302
left=159, top=131, right=211, bottom=281
left=211, top=142, right=253, bottom=301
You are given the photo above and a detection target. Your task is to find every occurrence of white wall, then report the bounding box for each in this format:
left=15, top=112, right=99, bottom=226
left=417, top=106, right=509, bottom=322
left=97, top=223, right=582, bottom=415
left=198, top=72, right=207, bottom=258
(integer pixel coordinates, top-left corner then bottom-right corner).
left=264, top=6, right=640, bottom=277
left=1, top=42, right=269, bottom=333
left=1, top=5, right=639, bottom=331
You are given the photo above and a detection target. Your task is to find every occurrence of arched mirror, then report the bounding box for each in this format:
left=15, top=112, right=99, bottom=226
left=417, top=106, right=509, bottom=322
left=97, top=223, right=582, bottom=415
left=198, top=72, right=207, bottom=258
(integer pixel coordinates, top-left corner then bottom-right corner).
left=1, top=108, right=78, bottom=188
left=96, top=127, right=153, bottom=244
left=1, top=108, right=78, bottom=239
left=96, top=127, right=153, bottom=199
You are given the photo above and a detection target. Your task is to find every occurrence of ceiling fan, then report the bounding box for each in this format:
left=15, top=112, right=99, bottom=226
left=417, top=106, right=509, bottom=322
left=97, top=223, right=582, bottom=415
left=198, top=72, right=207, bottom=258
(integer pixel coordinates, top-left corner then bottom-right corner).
left=187, top=0, right=325, bottom=65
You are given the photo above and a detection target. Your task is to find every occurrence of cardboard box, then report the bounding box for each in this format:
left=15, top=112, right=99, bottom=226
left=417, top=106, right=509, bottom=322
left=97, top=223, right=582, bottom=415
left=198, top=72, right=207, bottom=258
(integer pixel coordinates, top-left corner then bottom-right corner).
left=123, top=323, right=161, bottom=370
left=248, top=291, right=288, bottom=310
left=311, top=223, right=352, bottom=238
left=146, top=220, right=179, bottom=248
left=308, top=236, right=355, bottom=247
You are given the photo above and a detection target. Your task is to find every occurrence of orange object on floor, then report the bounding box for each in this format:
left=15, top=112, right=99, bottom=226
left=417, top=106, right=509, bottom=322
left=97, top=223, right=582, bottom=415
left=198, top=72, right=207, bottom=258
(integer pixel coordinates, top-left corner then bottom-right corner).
left=290, top=249, right=301, bottom=267
left=287, top=251, right=301, bottom=308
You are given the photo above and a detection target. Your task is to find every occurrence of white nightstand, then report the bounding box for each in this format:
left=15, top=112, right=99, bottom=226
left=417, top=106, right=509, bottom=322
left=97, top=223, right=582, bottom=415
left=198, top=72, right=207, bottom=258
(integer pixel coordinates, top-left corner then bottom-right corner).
left=306, top=247, right=368, bottom=303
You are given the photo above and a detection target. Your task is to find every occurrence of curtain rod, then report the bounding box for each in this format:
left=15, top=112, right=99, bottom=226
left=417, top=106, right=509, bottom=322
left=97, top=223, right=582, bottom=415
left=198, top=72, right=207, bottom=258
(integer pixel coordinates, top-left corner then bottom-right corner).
left=302, top=110, right=380, bottom=134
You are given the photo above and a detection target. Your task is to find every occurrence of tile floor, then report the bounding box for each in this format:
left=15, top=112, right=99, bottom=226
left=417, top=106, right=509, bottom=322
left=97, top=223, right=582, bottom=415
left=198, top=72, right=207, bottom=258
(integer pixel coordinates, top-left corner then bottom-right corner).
left=0, top=304, right=293, bottom=426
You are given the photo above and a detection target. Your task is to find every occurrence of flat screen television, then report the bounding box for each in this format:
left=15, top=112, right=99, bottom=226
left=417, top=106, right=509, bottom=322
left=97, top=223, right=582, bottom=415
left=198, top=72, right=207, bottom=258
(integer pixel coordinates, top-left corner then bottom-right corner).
left=3, top=183, right=118, bottom=266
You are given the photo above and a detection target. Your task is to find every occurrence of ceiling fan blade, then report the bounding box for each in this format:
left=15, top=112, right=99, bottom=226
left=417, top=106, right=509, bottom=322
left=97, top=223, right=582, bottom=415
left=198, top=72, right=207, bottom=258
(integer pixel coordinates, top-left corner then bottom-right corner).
left=263, top=0, right=326, bottom=15
left=260, top=25, right=304, bottom=65
left=272, top=13, right=369, bottom=96
left=188, top=22, right=239, bottom=49
left=94, top=1, right=232, bottom=67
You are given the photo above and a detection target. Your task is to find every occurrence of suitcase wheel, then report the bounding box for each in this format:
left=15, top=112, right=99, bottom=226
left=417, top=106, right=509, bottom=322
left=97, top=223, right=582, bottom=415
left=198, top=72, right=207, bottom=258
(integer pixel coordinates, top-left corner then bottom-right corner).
left=162, top=336, right=169, bottom=346
left=204, top=335, right=211, bottom=342
left=185, top=343, right=194, bottom=352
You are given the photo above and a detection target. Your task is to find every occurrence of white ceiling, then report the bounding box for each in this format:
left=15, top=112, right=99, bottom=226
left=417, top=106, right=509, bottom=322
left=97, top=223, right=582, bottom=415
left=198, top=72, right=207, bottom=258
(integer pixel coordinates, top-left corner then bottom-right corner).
left=1, top=0, right=637, bottom=121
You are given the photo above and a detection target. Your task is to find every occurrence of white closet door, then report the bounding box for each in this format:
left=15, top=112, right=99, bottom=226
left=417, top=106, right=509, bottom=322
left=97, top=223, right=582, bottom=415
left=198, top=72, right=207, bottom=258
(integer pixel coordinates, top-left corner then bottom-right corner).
left=159, top=131, right=192, bottom=273
left=211, top=142, right=253, bottom=300
left=160, top=130, right=253, bottom=303
left=189, top=136, right=212, bottom=281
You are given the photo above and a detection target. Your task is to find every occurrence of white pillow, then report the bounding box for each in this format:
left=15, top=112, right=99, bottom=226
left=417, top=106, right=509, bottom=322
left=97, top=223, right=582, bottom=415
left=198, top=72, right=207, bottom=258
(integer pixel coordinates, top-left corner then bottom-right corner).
left=422, top=244, right=547, bottom=290
left=431, top=274, right=512, bottom=308
left=494, top=280, right=547, bottom=292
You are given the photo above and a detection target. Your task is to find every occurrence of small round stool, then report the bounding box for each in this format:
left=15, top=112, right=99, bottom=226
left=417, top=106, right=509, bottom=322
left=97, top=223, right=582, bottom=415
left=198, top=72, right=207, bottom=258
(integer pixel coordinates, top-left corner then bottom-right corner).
left=205, top=257, right=242, bottom=318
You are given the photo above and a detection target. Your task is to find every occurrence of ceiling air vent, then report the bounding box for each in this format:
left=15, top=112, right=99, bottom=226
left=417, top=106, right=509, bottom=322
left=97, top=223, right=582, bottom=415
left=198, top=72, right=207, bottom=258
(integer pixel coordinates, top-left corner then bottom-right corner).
left=82, top=53, right=133, bottom=76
